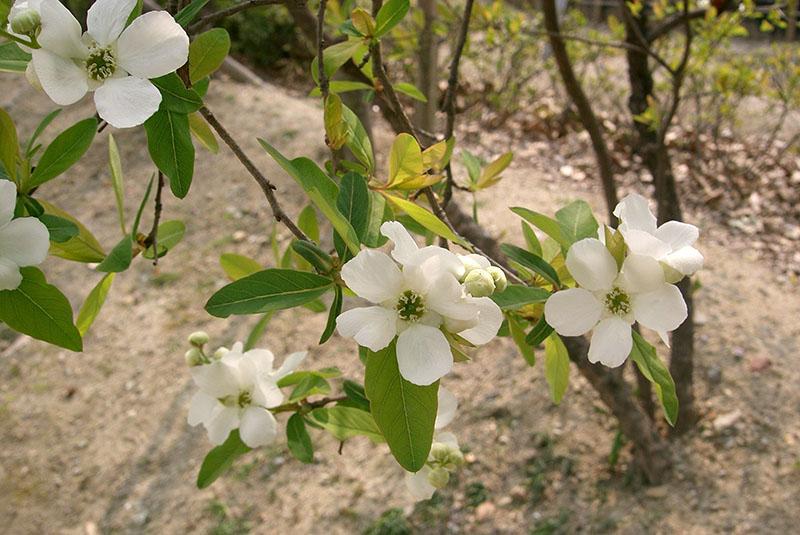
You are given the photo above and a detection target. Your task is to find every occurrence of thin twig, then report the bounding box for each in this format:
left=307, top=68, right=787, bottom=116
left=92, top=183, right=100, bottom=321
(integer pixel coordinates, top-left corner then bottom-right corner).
left=270, top=395, right=348, bottom=414
left=144, top=172, right=165, bottom=265
left=198, top=106, right=309, bottom=241
left=187, top=0, right=284, bottom=33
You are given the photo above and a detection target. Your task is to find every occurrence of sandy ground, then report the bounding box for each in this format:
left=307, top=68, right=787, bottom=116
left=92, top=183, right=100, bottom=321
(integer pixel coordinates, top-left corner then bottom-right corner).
left=0, top=73, right=798, bottom=535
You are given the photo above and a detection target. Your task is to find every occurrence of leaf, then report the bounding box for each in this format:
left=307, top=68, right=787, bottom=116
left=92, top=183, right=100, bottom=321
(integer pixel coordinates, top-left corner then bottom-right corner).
left=388, top=133, right=423, bottom=186
left=630, top=331, right=679, bottom=426
left=258, top=140, right=360, bottom=255
left=0, top=42, right=31, bottom=73
left=477, top=151, right=512, bottom=188
left=220, top=254, right=262, bottom=281
left=341, top=104, right=374, bottom=173
left=364, top=340, right=438, bottom=471
left=107, top=134, right=126, bottom=234
left=500, top=244, right=560, bottom=287
left=189, top=28, right=231, bottom=84
left=308, top=406, right=384, bottom=443
left=421, top=139, right=451, bottom=172
left=0, top=267, right=82, bottom=351
left=297, top=205, right=320, bottom=242
left=150, top=73, right=203, bottom=114
left=525, top=315, right=553, bottom=346
left=394, top=82, right=427, bottom=102
left=319, top=285, right=342, bottom=344
left=38, top=214, right=78, bottom=243
left=384, top=194, right=467, bottom=247
left=374, top=0, right=410, bottom=37
left=605, top=226, right=625, bottom=269
left=308, top=80, right=373, bottom=96
left=490, top=284, right=550, bottom=310
left=461, top=150, right=481, bottom=183
left=324, top=94, right=347, bottom=150
left=510, top=207, right=569, bottom=250
left=277, top=367, right=342, bottom=387
left=555, top=200, right=598, bottom=246
left=131, top=174, right=153, bottom=237
left=244, top=312, right=273, bottom=350
left=311, top=39, right=365, bottom=84
left=144, top=110, right=195, bottom=198
left=334, top=172, right=371, bottom=261
left=286, top=413, right=314, bottom=463
left=96, top=235, right=133, bottom=273
left=143, top=220, right=186, bottom=259
left=28, top=118, right=97, bottom=189
left=39, top=200, right=105, bottom=263
left=508, top=314, right=535, bottom=366
left=342, top=380, right=370, bottom=412
left=175, top=0, right=211, bottom=26
left=288, top=374, right=331, bottom=402
left=521, top=221, right=542, bottom=257
left=196, top=429, right=251, bottom=489
left=205, top=268, right=334, bottom=317
left=76, top=273, right=115, bottom=336
left=25, top=108, right=62, bottom=158
left=544, top=333, right=569, bottom=404
left=188, top=112, right=218, bottom=153
left=0, top=107, right=18, bottom=180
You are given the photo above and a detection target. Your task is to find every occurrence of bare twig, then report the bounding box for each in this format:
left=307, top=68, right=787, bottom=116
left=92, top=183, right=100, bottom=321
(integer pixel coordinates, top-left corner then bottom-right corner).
left=188, top=0, right=284, bottom=33
left=144, top=172, right=165, bottom=265
left=648, top=8, right=707, bottom=43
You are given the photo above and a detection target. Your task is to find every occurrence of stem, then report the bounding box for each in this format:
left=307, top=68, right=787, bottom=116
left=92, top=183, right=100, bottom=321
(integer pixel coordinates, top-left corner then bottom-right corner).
left=187, top=0, right=284, bottom=33
left=143, top=171, right=165, bottom=265
left=270, top=395, right=348, bottom=414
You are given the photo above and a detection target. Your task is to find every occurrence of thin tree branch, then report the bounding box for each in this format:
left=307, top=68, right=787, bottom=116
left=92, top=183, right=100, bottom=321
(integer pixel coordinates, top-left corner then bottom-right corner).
left=648, top=8, right=707, bottom=42
left=188, top=0, right=284, bottom=33
left=143, top=172, right=165, bottom=265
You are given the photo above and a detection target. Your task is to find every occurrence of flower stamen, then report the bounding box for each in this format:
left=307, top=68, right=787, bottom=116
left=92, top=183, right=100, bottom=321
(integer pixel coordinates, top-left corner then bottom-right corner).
left=85, top=46, right=116, bottom=81
left=396, top=290, right=425, bottom=322
left=604, top=287, right=631, bottom=316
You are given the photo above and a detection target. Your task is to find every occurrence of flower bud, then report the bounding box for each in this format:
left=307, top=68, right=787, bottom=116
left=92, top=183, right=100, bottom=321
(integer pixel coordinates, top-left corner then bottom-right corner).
left=458, top=254, right=485, bottom=281
left=212, top=347, right=229, bottom=360
left=486, top=266, right=508, bottom=293
left=10, top=9, right=41, bottom=35
left=188, top=331, right=209, bottom=347
left=427, top=467, right=450, bottom=489
left=184, top=347, right=204, bottom=367
left=429, top=442, right=450, bottom=462
left=464, top=269, right=495, bottom=297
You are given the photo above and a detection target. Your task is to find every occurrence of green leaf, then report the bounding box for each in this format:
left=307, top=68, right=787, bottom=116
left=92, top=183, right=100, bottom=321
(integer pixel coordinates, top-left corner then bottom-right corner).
left=288, top=374, right=331, bottom=403
left=384, top=194, right=467, bottom=247
left=307, top=406, right=384, bottom=443
left=25, top=108, right=62, bottom=158
left=364, top=340, right=438, bottom=471
left=28, top=118, right=97, bottom=189
left=374, top=0, right=410, bottom=37
left=555, top=200, right=598, bottom=246
left=188, top=112, right=218, bottom=153
left=277, top=367, right=342, bottom=387
left=522, top=221, right=542, bottom=256
left=490, top=284, right=550, bottom=310
left=196, top=429, right=251, bottom=489
left=393, top=82, right=427, bottom=102
left=477, top=151, right=513, bottom=188
left=0, top=107, right=18, bottom=180
left=388, top=133, right=423, bottom=186
left=508, top=314, right=535, bottom=366
left=131, top=173, right=153, bottom=237
left=189, top=28, right=230, bottom=84
left=510, top=207, right=569, bottom=250
left=39, top=200, right=105, bottom=263
left=107, top=134, right=126, bottom=234
left=308, top=80, right=373, bottom=96
left=175, top=0, right=211, bottom=26
left=297, top=204, right=320, bottom=242
left=286, top=413, right=314, bottom=463
left=334, top=172, right=371, bottom=261
left=605, top=225, right=625, bottom=269
left=150, top=74, right=203, bottom=114
left=205, top=268, right=334, bottom=317
left=244, top=312, right=273, bottom=350
left=76, top=273, right=115, bottom=336
left=319, top=285, right=342, bottom=344
left=500, top=244, right=560, bottom=287
left=96, top=235, right=133, bottom=273
left=525, top=315, right=553, bottom=346
left=0, top=42, right=31, bottom=73
left=544, top=333, right=569, bottom=404
left=629, top=331, right=679, bottom=426
left=258, top=140, right=360, bottom=255
left=341, top=380, right=370, bottom=412
left=220, top=253, right=262, bottom=281
left=311, top=39, right=365, bottom=84
left=38, top=214, right=78, bottom=243
left=341, top=104, right=374, bottom=173
left=323, top=94, right=347, bottom=150
left=0, top=267, right=82, bottom=351
left=143, top=220, right=186, bottom=259
left=145, top=111, right=195, bottom=198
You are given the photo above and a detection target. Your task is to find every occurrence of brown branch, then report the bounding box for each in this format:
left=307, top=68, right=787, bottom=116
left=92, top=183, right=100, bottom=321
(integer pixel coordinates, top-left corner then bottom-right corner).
left=316, top=0, right=329, bottom=98
left=144, top=171, right=165, bottom=265
left=270, top=395, right=348, bottom=414
left=188, top=0, right=284, bottom=33
left=198, top=106, right=309, bottom=241
left=648, top=8, right=707, bottom=42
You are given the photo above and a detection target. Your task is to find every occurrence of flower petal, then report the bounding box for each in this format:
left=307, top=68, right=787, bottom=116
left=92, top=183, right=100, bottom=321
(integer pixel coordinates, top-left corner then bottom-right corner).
left=0, top=217, right=49, bottom=266
left=435, top=386, right=458, bottom=430
left=0, top=180, right=17, bottom=227
left=341, top=249, right=403, bottom=303
left=87, top=0, right=137, bottom=46
left=94, top=76, right=161, bottom=129
left=239, top=407, right=278, bottom=448
left=205, top=406, right=239, bottom=445
left=116, top=11, right=189, bottom=79
left=31, top=49, right=88, bottom=106
left=426, top=274, right=476, bottom=321
left=614, top=193, right=657, bottom=234
left=272, top=351, right=307, bottom=381
left=0, top=257, right=22, bottom=291
left=188, top=391, right=218, bottom=426
left=587, top=317, right=632, bottom=368
left=336, top=306, right=397, bottom=351
left=381, top=220, right=419, bottom=265
left=414, top=246, right=464, bottom=278
left=190, top=360, right=241, bottom=398
left=405, top=467, right=435, bottom=500
left=632, top=283, right=687, bottom=333
left=240, top=348, right=275, bottom=375
left=620, top=228, right=671, bottom=260
left=396, top=324, right=452, bottom=386
left=544, top=288, right=602, bottom=337
left=664, top=246, right=703, bottom=277
left=457, top=296, right=502, bottom=346
left=434, top=431, right=459, bottom=450
left=654, top=220, right=699, bottom=250
left=618, top=254, right=664, bottom=294
left=37, top=0, right=86, bottom=58
left=565, top=238, right=618, bottom=291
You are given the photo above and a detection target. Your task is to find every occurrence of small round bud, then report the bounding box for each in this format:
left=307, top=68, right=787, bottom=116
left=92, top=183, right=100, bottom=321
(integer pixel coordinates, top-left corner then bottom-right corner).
left=443, top=449, right=465, bottom=470
left=184, top=347, right=204, bottom=367
left=464, top=269, right=495, bottom=297
left=212, top=347, right=229, bottom=360
left=486, top=266, right=508, bottom=293
left=458, top=254, right=485, bottom=281
left=427, top=467, right=450, bottom=489
left=429, top=442, right=450, bottom=462
left=10, top=9, right=41, bottom=35
left=187, top=331, right=209, bottom=347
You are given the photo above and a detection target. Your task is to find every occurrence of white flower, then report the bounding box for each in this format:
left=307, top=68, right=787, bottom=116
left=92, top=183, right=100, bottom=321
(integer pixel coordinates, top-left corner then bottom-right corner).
left=187, top=342, right=306, bottom=448
left=544, top=238, right=687, bottom=367
left=405, top=387, right=462, bottom=500
left=336, top=221, right=502, bottom=386
left=0, top=181, right=49, bottom=290
left=614, top=193, right=703, bottom=281
left=29, top=0, right=189, bottom=128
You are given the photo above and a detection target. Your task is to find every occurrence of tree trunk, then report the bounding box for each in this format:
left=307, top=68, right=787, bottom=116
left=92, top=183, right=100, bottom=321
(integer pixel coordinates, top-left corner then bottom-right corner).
left=415, top=0, right=439, bottom=131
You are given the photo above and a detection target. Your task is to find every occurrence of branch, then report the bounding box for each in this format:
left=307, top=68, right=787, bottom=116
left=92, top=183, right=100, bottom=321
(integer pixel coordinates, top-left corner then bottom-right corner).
left=143, top=171, right=165, bottom=265
left=648, top=8, right=707, bottom=42
left=270, top=395, right=348, bottom=414
left=198, top=106, right=309, bottom=241
left=188, top=0, right=285, bottom=32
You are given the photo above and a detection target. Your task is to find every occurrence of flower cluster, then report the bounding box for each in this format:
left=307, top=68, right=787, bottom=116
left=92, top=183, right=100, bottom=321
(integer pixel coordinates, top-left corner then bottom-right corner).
left=11, top=0, right=189, bottom=128
left=336, top=221, right=504, bottom=386
left=0, top=180, right=49, bottom=290
left=544, top=194, right=702, bottom=367
left=186, top=332, right=306, bottom=448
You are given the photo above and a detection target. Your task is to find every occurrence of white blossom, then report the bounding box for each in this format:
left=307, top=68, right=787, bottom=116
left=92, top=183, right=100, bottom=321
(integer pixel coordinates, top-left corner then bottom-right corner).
left=0, top=181, right=49, bottom=290
left=28, top=0, right=189, bottom=128
left=544, top=238, right=687, bottom=367
left=614, top=193, right=703, bottom=281
left=336, top=221, right=502, bottom=386
left=187, top=342, right=306, bottom=448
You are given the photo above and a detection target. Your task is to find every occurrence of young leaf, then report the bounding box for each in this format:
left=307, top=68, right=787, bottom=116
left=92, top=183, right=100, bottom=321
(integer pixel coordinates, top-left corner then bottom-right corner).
left=26, top=109, right=62, bottom=158
left=0, top=107, right=18, bottom=180
left=205, top=268, right=334, bottom=317
left=334, top=172, right=371, bottom=261
left=96, top=235, right=133, bottom=273
left=491, top=284, right=550, bottom=310
left=220, top=253, right=262, bottom=281
left=521, top=221, right=542, bottom=256
left=175, top=0, right=211, bottom=26
left=143, top=220, right=186, bottom=259
left=510, top=207, right=569, bottom=250
left=0, top=267, right=82, bottom=351
left=393, top=82, right=427, bottom=102
left=364, top=340, right=438, bottom=471
left=555, top=200, right=599, bottom=246
left=388, top=133, right=423, bottom=186
left=297, top=205, right=320, bottom=242
left=384, top=194, right=467, bottom=247
left=374, top=0, right=410, bottom=37
left=286, top=413, right=314, bottom=463
left=341, top=104, right=374, bottom=173
left=189, top=28, right=231, bottom=84
left=526, top=315, right=554, bottom=346
left=311, top=39, right=365, bottom=84
left=188, top=112, right=218, bottom=153
left=28, top=117, right=97, bottom=189
left=477, top=151, right=512, bottom=189
left=341, top=380, right=371, bottom=412
left=319, top=285, right=342, bottom=344
left=150, top=73, right=203, bottom=114
left=307, top=406, right=384, bottom=443
left=604, top=225, right=625, bottom=269
left=324, top=94, right=348, bottom=150
left=544, top=333, right=570, bottom=404
left=39, top=200, right=105, bottom=263
left=196, top=429, right=251, bottom=489
left=76, top=273, right=115, bottom=336
left=629, top=331, right=679, bottom=426
left=38, top=214, right=78, bottom=243
left=144, top=110, right=195, bottom=198
left=500, top=243, right=561, bottom=287
left=308, top=80, right=373, bottom=96
left=107, top=134, right=126, bottom=234
left=288, top=374, right=331, bottom=402
left=0, top=42, right=31, bottom=73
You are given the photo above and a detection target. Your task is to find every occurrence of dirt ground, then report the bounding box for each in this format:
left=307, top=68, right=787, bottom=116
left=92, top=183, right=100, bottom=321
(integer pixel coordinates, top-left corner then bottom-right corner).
left=0, top=71, right=799, bottom=535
